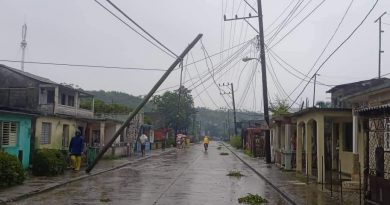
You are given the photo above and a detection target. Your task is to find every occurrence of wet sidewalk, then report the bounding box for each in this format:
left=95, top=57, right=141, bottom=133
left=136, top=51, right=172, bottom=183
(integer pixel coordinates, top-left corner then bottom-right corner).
left=223, top=143, right=360, bottom=205
left=0, top=148, right=174, bottom=204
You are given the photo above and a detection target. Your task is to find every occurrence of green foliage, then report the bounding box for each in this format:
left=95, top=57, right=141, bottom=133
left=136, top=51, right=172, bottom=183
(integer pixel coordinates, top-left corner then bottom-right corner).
left=87, top=90, right=154, bottom=111
left=80, top=99, right=133, bottom=114
left=238, top=193, right=268, bottom=204
left=196, top=107, right=263, bottom=138
left=0, top=152, right=25, bottom=187
left=166, top=136, right=175, bottom=147
left=316, top=101, right=331, bottom=108
left=270, top=96, right=290, bottom=116
left=230, top=135, right=242, bottom=149
left=244, top=149, right=252, bottom=157
left=227, top=170, right=244, bottom=177
left=100, top=197, right=111, bottom=202
left=32, top=149, right=67, bottom=176
left=152, top=86, right=196, bottom=130
left=220, top=152, right=229, bottom=155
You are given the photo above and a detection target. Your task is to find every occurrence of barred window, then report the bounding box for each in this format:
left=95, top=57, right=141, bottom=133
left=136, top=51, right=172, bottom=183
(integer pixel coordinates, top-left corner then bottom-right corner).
left=41, top=122, right=51, bottom=144
left=0, top=121, right=17, bottom=146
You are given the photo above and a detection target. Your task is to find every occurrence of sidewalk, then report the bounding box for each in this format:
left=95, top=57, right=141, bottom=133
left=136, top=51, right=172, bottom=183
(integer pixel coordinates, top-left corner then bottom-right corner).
left=0, top=148, right=174, bottom=204
left=222, top=143, right=360, bottom=205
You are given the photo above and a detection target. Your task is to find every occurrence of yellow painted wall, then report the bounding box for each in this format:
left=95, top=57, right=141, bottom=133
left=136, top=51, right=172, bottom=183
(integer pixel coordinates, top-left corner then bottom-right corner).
left=295, top=110, right=354, bottom=181
left=35, top=116, right=77, bottom=150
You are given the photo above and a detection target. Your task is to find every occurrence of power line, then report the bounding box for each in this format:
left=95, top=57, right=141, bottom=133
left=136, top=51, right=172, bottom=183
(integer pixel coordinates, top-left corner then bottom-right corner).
left=100, top=0, right=178, bottom=58
left=242, top=0, right=257, bottom=14
left=264, top=0, right=296, bottom=33
left=94, top=0, right=176, bottom=59
left=288, top=0, right=379, bottom=108
left=158, top=38, right=255, bottom=92
left=266, top=0, right=304, bottom=45
left=286, top=0, right=353, bottom=98
left=269, top=0, right=327, bottom=49
left=0, top=59, right=166, bottom=71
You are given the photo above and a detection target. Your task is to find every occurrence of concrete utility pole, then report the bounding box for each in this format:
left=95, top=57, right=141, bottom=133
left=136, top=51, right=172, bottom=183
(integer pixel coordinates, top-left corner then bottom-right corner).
left=224, top=0, right=271, bottom=163
left=256, top=0, right=271, bottom=163
left=219, top=83, right=238, bottom=135
left=20, top=23, right=27, bottom=71
left=86, top=34, right=203, bottom=173
left=375, top=12, right=386, bottom=78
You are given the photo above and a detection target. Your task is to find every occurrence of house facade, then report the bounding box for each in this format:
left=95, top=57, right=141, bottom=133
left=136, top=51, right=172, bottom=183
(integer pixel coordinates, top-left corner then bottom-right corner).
left=0, top=64, right=94, bottom=151
left=270, top=114, right=296, bottom=170
left=0, top=109, right=35, bottom=168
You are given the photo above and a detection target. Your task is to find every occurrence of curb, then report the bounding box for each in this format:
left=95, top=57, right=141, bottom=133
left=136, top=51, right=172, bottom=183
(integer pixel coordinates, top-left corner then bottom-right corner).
left=221, top=143, right=300, bottom=205
left=1, top=148, right=175, bottom=204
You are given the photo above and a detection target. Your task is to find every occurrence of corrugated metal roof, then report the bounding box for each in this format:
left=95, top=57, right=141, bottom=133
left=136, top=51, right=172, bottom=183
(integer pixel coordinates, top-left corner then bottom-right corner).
left=355, top=104, right=390, bottom=113
left=0, top=64, right=58, bottom=85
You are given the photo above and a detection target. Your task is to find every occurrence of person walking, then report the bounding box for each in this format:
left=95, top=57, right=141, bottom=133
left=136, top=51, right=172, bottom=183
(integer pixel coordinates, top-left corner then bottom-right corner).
left=69, top=129, right=84, bottom=171
left=140, top=133, right=148, bottom=157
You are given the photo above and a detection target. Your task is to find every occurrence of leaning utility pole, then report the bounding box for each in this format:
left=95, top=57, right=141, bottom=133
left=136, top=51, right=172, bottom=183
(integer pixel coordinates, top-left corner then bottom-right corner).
left=224, top=0, right=271, bottom=163
left=20, top=23, right=27, bottom=71
left=375, top=12, right=387, bottom=78
left=219, top=83, right=237, bottom=135
left=86, top=34, right=203, bottom=173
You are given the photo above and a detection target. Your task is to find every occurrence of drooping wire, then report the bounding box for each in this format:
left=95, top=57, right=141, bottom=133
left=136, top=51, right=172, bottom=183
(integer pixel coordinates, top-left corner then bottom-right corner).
left=286, top=0, right=354, bottom=98
left=268, top=0, right=327, bottom=49
left=94, top=0, right=177, bottom=59
left=101, top=0, right=178, bottom=58
left=288, top=0, right=379, bottom=108
left=0, top=59, right=166, bottom=71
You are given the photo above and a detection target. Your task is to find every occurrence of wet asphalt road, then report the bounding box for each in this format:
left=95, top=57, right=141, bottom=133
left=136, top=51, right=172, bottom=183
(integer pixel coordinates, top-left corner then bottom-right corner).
left=11, top=142, right=288, bottom=205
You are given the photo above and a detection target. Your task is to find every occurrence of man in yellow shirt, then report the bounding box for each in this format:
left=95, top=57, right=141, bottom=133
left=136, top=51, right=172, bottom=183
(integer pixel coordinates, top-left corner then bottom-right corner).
left=203, top=136, right=209, bottom=151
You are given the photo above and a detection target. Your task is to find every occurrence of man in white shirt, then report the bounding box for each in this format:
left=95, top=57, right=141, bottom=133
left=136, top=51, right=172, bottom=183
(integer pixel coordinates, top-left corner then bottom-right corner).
left=140, top=133, right=148, bottom=157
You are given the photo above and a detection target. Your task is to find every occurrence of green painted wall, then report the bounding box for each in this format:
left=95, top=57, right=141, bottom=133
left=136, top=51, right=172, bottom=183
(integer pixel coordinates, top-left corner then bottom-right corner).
left=0, top=113, right=32, bottom=169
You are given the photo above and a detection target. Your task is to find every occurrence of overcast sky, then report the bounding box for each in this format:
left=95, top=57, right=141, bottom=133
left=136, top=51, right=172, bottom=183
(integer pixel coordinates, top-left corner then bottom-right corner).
left=1, top=0, right=389, bottom=112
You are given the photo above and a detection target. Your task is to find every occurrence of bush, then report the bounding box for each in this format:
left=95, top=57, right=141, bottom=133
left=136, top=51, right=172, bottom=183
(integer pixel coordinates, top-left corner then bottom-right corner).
left=244, top=149, right=252, bottom=157
left=0, top=152, right=25, bottom=187
left=230, top=135, right=242, bottom=149
left=166, top=136, right=175, bottom=147
left=32, top=149, right=67, bottom=176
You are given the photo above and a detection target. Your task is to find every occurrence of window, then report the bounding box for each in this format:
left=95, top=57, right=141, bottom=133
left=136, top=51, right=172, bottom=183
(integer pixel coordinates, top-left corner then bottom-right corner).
left=0, top=121, right=17, bottom=146
left=61, top=94, right=66, bottom=105
left=47, top=90, right=55, bottom=104
left=41, top=122, right=51, bottom=144
left=344, top=123, right=353, bottom=152
left=68, top=95, right=74, bottom=107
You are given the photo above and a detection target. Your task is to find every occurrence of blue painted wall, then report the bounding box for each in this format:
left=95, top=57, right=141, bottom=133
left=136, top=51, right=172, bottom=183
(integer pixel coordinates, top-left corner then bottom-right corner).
left=0, top=113, right=32, bottom=169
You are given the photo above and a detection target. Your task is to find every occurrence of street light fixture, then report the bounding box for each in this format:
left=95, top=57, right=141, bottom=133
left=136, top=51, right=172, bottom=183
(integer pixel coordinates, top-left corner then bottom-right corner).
left=242, top=57, right=258, bottom=62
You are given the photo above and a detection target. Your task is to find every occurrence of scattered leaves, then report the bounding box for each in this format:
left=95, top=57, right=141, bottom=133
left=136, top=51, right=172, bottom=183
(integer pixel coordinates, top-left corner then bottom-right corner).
left=238, top=193, right=267, bottom=204
left=220, top=152, right=229, bottom=155
left=217, top=147, right=222, bottom=150
left=100, top=197, right=111, bottom=202
left=227, top=170, right=245, bottom=177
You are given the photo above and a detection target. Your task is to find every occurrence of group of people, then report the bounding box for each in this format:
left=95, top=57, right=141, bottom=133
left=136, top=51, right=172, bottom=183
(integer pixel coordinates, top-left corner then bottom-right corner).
left=68, top=130, right=211, bottom=171
left=67, top=130, right=151, bottom=172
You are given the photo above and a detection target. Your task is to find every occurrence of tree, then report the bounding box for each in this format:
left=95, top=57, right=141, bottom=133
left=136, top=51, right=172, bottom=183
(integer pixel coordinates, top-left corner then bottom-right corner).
left=151, top=86, right=196, bottom=131
left=270, top=97, right=290, bottom=116
left=316, top=101, right=331, bottom=108
left=80, top=99, right=133, bottom=114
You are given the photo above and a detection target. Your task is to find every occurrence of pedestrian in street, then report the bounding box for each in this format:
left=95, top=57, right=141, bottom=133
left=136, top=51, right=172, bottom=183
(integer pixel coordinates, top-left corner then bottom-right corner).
left=140, top=133, right=148, bottom=157
left=69, top=129, right=84, bottom=171
left=203, top=135, right=209, bottom=151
